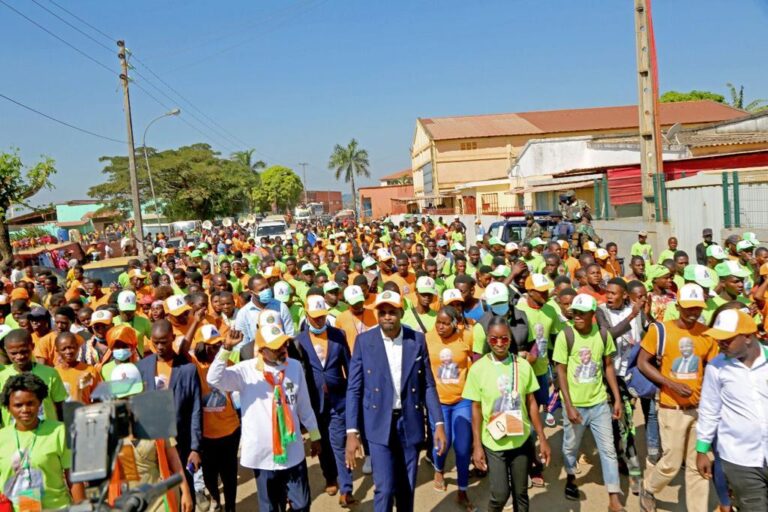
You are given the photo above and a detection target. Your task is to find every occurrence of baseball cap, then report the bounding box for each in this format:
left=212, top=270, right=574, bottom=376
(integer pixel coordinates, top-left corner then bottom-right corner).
left=715, top=260, right=750, bottom=279
left=706, top=245, right=726, bottom=260
left=109, top=362, right=144, bottom=398
left=638, top=230, right=648, bottom=237
left=705, top=308, right=757, bottom=340
left=376, top=248, right=394, bottom=261
left=29, top=306, right=49, bottom=319
left=91, top=310, right=113, bottom=325
left=677, top=283, right=707, bottom=309
left=362, top=256, right=378, bottom=269
left=736, top=240, right=754, bottom=252
left=256, top=325, right=290, bottom=350
left=726, top=234, right=740, bottom=245
left=258, top=309, right=282, bottom=329
left=344, top=285, right=365, bottom=305
left=557, top=239, right=570, bottom=250
left=570, top=294, right=597, bottom=312
left=189, top=250, right=203, bottom=259
left=525, top=273, right=553, bottom=292
left=301, top=263, right=316, bottom=274
left=529, top=237, right=545, bottom=248
left=375, top=291, right=402, bottom=309
left=450, top=242, right=465, bottom=252
left=198, top=324, right=224, bottom=345
left=128, top=269, right=147, bottom=279
left=702, top=228, right=713, bottom=236
left=437, top=240, right=448, bottom=248
left=273, top=281, right=293, bottom=303
left=305, top=295, right=329, bottom=318
left=743, top=232, right=759, bottom=245
left=488, top=236, right=504, bottom=247
left=165, top=295, right=191, bottom=316
left=263, top=266, right=281, bottom=278
left=9, top=288, right=29, bottom=301
left=416, top=276, right=437, bottom=295
left=107, top=324, right=137, bottom=348
left=647, top=264, right=671, bottom=281
left=197, top=242, right=209, bottom=250
left=483, top=282, right=509, bottom=305
left=442, top=289, right=463, bottom=305
left=117, top=290, right=137, bottom=312
left=505, top=242, right=519, bottom=253
left=323, top=281, right=340, bottom=293
left=490, top=265, right=511, bottom=278
left=682, top=265, right=716, bottom=289
left=594, top=248, right=609, bottom=260
left=582, top=241, right=597, bottom=252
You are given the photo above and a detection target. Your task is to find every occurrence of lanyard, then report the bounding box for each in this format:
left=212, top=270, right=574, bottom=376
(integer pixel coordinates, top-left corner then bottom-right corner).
left=489, top=354, right=519, bottom=398
left=15, top=421, right=41, bottom=471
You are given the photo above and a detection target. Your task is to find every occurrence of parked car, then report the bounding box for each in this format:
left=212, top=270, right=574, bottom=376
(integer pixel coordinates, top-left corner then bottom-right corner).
left=488, top=210, right=556, bottom=243
left=83, top=256, right=133, bottom=288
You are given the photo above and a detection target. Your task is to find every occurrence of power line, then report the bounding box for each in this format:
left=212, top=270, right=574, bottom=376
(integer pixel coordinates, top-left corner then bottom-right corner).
left=28, top=0, right=114, bottom=53
left=0, top=92, right=125, bottom=143
left=47, top=0, right=115, bottom=42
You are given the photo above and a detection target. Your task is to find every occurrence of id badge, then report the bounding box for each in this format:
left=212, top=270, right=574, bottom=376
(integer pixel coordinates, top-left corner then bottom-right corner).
left=486, top=413, right=508, bottom=441
left=506, top=409, right=524, bottom=437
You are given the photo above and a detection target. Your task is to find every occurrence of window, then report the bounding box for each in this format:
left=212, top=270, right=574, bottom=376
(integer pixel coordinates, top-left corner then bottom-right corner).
left=460, top=141, right=478, bottom=151
left=481, top=193, right=499, bottom=215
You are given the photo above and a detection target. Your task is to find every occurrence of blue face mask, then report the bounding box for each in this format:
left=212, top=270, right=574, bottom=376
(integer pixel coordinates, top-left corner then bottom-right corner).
left=258, top=288, right=274, bottom=303
left=490, top=303, right=510, bottom=316
left=112, top=348, right=132, bottom=361
left=309, top=323, right=328, bottom=335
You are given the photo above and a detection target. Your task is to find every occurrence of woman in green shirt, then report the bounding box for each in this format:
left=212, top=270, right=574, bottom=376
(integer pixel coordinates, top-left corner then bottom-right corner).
left=0, top=374, right=84, bottom=510
left=463, top=317, right=551, bottom=512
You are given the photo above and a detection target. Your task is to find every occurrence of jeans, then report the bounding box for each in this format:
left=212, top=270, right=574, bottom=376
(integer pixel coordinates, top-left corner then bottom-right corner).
left=429, top=399, right=472, bottom=490
left=640, top=397, right=661, bottom=457
left=721, top=460, right=768, bottom=510
left=201, top=429, right=240, bottom=512
left=533, top=373, right=550, bottom=408
left=485, top=439, right=532, bottom=512
left=562, top=401, right=622, bottom=494
left=712, top=438, right=731, bottom=508
left=253, top=460, right=311, bottom=512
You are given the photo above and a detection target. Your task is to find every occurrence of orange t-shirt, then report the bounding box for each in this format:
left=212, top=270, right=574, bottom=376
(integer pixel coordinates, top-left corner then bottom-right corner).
left=426, top=329, right=473, bottom=405
left=564, top=257, right=580, bottom=279
left=155, top=359, right=173, bottom=390
left=56, top=363, right=100, bottom=404
left=34, top=332, right=85, bottom=366
left=197, top=363, right=240, bottom=439
left=640, top=321, right=718, bottom=408
left=387, top=273, right=417, bottom=297
left=578, top=285, right=607, bottom=305
left=335, top=309, right=378, bottom=353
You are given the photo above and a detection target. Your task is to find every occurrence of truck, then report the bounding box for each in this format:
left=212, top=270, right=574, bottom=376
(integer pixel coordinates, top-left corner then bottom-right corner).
left=294, top=206, right=312, bottom=223
left=307, top=202, right=324, bottom=219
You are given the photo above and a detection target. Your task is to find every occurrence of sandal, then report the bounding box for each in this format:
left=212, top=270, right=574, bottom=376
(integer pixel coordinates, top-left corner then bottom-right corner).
left=530, top=474, right=545, bottom=488
left=433, top=478, right=447, bottom=492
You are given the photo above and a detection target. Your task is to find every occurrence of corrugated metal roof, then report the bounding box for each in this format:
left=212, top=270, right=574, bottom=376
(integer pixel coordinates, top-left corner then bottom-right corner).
left=419, top=101, right=746, bottom=141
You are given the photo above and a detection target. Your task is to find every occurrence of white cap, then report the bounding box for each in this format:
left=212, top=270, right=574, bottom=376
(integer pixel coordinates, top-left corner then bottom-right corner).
left=442, top=288, right=463, bottom=305
left=483, top=282, right=510, bottom=305
left=198, top=324, right=222, bottom=344
left=362, top=256, right=377, bottom=269
left=416, top=276, right=437, bottom=295
left=376, top=248, right=393, bottom=261
left=344, top=285, right=365, bottom=305
left=165, top=295, right=191, bottom=316
left=117, top=290, right=137, bottom=312
left=375, top=290, right=402, bottom=308
left=505, top=242, right=519, bottom=252
left=273, top=281, right=292, bottom=303
left=301, top=263, right=316, bottom=274
left=305, top=295, right=329, bottom=318
left=91, top=309, right=113, bottom=325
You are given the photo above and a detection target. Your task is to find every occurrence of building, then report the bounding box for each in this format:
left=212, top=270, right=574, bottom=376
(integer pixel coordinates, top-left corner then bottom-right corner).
left=378, top=168, right=413, bottom=186
left=304, top=190, right=343, bottom=214
left=410, top=100, right=745, bottom=214
left=8, top=200, right=120, bottom=238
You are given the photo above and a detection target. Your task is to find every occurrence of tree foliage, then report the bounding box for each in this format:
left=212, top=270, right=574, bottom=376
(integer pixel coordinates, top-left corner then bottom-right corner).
left=0, top=150, right=56, bottom=268
left=88, top=143, right=260, bottom=221
left=726, top=83, right=767, bottom=112
left=661, top=84, right=767, bottom=113
left=659, top=90, right=725, bottom=104
left=252, top=165, right=303, bottom=213
left=231, top=149, right=266, bottom=173
left=328, top=139, right=370, bottom=216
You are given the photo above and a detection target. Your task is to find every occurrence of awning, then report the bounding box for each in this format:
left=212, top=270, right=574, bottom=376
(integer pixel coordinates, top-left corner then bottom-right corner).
left=517, top=179, right=596, bottom=194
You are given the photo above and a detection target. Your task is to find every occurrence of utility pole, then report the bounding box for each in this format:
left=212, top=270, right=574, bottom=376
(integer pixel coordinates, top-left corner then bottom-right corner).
left=298, top=162, right=308, bottom=204
left=633, top=0, right=664, bottom=222
left=118, top=40, right=145, bottom=255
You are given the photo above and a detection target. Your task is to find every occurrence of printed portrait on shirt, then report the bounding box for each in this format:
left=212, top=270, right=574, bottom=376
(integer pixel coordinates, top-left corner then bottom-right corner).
left=492, top=374, right=521, bottom=414
left=534, top=322, right=547, bottom=357
left=437, top=348, right=459, bottom=384
left=202, top=388, right=227, bottom=413
left=671, top=337, right=699, bottom=379
left=574, top=347, right=598, bottom=383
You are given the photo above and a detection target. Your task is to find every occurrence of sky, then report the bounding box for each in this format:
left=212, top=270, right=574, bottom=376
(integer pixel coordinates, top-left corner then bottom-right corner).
left=2, top=0, right=768, bottom=208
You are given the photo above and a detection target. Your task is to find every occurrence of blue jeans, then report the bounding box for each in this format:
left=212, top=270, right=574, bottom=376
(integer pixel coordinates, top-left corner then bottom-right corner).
left=641, top=397, right=661, bottom=457
left=430, top=399, right=472, bottom=490
left=253, top=459, right=311, bottom=512
left=712, top=438, right=731, bottom=507
left=533, top=373, right=550, bottom=408
left=562, top=401, right=621, bottom=494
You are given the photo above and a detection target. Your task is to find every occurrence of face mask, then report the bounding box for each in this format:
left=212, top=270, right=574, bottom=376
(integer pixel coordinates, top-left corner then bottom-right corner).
left=258, top=288, right=274, bottom=303
left=490, top=303, right=510, bottom=316
left=112, top=348, right=132, bottom=361
left=309, top=324, right=328, bottom=335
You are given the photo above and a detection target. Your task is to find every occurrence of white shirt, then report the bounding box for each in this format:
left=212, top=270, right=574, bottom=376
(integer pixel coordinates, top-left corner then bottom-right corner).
left=697, top=346, right=768, bottom=468
left=207, top=351, right=319, bottom=471
left=381, top=328, right=404, bottom=410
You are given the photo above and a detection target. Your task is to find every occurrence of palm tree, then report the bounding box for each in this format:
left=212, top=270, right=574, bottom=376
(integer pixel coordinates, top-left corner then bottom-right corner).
left=726, top=83, right=767, bottom=112
left=328, top=138, right=370, bottom=216
left=231, top=149, right=266, bottom=173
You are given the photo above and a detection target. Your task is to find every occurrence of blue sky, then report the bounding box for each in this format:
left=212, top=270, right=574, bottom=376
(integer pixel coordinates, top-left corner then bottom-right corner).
left=2, top=0, right=767, bottom=207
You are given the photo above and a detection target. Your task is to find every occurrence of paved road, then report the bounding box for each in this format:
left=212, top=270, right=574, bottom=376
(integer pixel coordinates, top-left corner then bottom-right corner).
left=227, top=408, right=717, bottom=511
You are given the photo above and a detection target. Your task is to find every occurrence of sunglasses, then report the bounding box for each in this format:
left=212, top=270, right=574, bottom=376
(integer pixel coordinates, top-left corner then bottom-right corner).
left=488, top=335, right=511, bottom=345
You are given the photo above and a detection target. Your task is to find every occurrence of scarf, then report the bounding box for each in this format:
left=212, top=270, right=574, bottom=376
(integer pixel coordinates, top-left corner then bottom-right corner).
left=264, top=369, right=296, bottom=464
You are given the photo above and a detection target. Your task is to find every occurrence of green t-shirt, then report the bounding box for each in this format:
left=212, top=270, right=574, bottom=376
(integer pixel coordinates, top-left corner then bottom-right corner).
left=462, top=354, right=539, bottom=451
left=117, top=271, right=131, bottom=290
left=4, top=314, right=18, bottom=329
left=516, top=300, right=563, bottom=376
left=401, top=309, right=437, bottom=334
left=472, top=322, right=487, bottom=354
left=630, top=242, right=654, bottom=263
left=0, top=364, right=67, bottom=427
left=289, top=279, right=310, bottom=302
left=0, top=420, right=72, bottom=509
left=658, top=249, right=675, bottom=264
left=552, top=326, right=616, bottom=408
left=114, top=315, right=152, bottom=355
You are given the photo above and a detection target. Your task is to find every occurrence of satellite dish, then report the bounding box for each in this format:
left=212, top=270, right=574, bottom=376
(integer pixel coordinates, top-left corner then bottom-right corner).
left=238, top=216, right=248, bottom=226
left=664, top=122, right=682, bottom=144
left=222, top=217, right=233, bottom=228
left=246, top=214, right=256, bottom=224
left=202, top=220, right=213, bottom=230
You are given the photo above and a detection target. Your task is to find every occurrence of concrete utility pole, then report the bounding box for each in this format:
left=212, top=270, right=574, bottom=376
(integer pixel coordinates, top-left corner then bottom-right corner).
left=298, top=162, right=308, bottom=204
left=633, top=0, right=664, bottom=222
left=118, top=40, right=145, bottom=255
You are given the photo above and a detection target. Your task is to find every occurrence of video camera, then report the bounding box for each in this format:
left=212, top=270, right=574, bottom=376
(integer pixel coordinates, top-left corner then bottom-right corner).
left=63, top=379, right=179, bottom=512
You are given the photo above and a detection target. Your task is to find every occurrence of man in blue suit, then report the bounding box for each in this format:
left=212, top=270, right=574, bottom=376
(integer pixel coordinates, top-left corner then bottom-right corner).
left=296, top=294, right=355, bottom=507
left=345, top=290, right=447, bottom=512
left=136, top=319, right=202, bottom=506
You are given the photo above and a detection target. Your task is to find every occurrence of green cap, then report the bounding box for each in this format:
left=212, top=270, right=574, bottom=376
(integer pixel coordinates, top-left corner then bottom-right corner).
left=570, top=294, right=597, bottom=312
left=715, top=260, right=750, bottom=278
left=529, top=237, right=546, bottom=247
left=706, top=245, right=726, bottom=260
left=488, top=236, right=503, bottom=247
left=682, top=264, right=716, bottom=289
left=190, top=250, right=203, bottom=258
left=490, top=265, right=511, bottom=278
left=197, top=242, right=209, bottom=250
left=647, top=264, right=671, bottom=281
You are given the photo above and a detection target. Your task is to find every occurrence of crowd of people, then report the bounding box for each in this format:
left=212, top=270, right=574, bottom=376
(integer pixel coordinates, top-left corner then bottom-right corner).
left=0, top=213, right=766, bottom=512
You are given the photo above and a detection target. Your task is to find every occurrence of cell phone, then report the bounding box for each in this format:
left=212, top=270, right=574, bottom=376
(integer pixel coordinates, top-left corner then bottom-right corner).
left=186, top=462, right=196, bottom=474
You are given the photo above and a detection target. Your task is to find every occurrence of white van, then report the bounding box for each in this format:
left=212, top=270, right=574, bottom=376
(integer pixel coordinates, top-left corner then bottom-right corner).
left=254, top=216, right=288, bottom=241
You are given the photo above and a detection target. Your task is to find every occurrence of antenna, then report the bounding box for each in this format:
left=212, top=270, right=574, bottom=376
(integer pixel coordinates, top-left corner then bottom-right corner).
left=664, top=122, right=682, bottom=145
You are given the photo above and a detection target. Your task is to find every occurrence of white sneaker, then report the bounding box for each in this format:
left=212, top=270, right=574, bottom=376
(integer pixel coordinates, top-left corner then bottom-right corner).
left=362, top=456, right=372, bottom=475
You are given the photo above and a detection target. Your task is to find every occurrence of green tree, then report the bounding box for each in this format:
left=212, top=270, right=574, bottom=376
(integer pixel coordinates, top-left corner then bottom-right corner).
left=0, top=150, right=56, bottom=269
left=252, top=165, right=303, bottom=213
left=726, top=83, right=767, bottom=112
left=231, top=149, right=266, bottom=173
left=660, top=90, right=725, bottom=103
left=89, top=143, right=259, bottom=221
left=328, top=138, right=370, bottom=216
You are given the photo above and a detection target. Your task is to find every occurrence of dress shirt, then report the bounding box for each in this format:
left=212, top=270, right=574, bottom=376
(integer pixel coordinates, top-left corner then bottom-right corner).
left=234, top=299, right=295, bottom=345
left=382, top=328, right=404, bottom=410
left=696, top=346, right=768, bottom=468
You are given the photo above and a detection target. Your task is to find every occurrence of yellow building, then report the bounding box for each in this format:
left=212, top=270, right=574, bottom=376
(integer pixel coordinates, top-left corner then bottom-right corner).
left=410, top=100, right=745, bottom=214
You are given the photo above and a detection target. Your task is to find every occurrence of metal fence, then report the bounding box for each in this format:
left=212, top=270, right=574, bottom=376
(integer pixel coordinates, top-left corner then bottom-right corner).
left=723, top=170, right=768, bottom=229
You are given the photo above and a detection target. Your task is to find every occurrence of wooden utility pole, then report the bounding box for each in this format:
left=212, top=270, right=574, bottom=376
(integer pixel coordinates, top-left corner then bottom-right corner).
left=117, top=40, right=145, bottom=255
left=633, top=0, right=663, bottom=222
left=298, top=162, right=308, bottom=204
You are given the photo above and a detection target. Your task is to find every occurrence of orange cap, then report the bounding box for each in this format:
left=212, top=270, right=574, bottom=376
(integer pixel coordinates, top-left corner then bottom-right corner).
left=107, top=324, right=137, bottom=348
left=9, top=288, right=30, bottom=301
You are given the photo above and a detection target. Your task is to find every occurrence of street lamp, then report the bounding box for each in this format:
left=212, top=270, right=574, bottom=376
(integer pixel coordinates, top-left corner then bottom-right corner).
left=142, top=108, right=181, bottom=226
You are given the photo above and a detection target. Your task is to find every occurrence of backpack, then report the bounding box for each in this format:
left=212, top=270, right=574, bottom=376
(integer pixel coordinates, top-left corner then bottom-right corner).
left=624, top=322, right=666, bottom=399
left=562, top=325, right=610, bottom=358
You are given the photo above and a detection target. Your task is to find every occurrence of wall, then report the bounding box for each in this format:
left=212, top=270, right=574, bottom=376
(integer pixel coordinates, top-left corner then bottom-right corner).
left=358, top=184, right=414, bottom=220
left=592, top=218, right=674, bottom=262
left=305, top=190, right=343, bottom=214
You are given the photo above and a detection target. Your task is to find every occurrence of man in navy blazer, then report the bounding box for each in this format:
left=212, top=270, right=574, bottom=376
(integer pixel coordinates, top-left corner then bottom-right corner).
left=345, top=290, right=447, bottom=512
left=136, top=319, right=202, bottom=505
left=296, top=293, right=355, bottom=506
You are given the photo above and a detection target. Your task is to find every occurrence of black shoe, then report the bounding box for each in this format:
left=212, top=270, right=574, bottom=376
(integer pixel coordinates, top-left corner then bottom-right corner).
left=565, top=480, right=579, bottom=501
